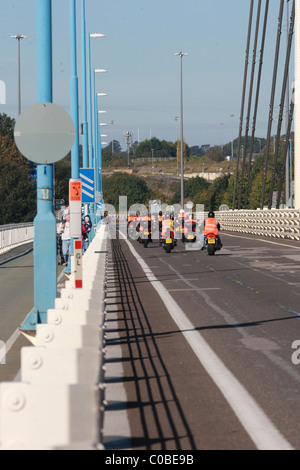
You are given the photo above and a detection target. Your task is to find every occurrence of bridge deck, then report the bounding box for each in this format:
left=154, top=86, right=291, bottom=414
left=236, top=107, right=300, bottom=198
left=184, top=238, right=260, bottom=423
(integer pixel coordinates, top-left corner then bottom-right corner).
left=1, top=232, right=300, bottom=449
left=103, top=231, right=300, bottom=450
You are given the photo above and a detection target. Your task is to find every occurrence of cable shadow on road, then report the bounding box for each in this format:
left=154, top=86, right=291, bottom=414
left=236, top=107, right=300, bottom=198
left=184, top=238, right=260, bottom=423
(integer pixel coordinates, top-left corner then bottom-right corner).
left=104, top=237, right=197, bottom=451
left=106, top=314, right=300, bottom=347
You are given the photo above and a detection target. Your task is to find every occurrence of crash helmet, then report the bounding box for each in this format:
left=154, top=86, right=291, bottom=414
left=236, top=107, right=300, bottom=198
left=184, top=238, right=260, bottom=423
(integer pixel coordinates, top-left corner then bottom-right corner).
left=208, top=211, right=215, bottom=218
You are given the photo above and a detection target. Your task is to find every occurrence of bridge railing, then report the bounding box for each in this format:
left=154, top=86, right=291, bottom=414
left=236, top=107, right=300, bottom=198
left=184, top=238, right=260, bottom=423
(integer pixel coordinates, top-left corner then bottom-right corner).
left=215, top=209, right=300, bottom=242
left=0, top=223, right=108, bottom=450
left=0, top=223, right=34, bottom=254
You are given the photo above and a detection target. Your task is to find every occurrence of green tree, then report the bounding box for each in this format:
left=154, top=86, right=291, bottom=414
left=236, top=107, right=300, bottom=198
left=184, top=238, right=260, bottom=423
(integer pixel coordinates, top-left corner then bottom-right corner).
left=135, top=138, right=177, bottom=159
left=54, top=154, right=71, bottom=203
left=0, top=134, right=36, bottom=224
left=103, top=173, right=150, bottom=210
left=194, top=174, right=231, bottom=211
left=171, top=176, right=209, bottom=205
left=206, top=146, right=224, bottom=162
left=0, top=113, right=15, bottom=142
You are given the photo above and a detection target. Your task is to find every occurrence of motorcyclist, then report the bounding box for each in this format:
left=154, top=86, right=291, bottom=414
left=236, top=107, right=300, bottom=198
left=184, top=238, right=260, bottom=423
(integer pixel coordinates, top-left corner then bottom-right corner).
left=139, top=211, right=152, bottom=239
left=161, top=212, right=175, bottom=240
left=203, top=211, right=222, bottom=249
left=177, top=209, right=187, bottom=226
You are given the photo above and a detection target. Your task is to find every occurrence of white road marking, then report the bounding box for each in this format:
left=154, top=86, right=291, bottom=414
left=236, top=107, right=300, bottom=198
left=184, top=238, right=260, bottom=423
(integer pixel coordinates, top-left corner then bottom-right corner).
left=223, top=233, right=300, bottom=250
left=120, top=232, right=294, bottom=451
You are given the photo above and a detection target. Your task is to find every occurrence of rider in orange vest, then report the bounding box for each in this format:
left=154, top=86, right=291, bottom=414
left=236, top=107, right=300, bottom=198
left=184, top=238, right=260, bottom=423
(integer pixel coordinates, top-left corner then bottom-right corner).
left=161, top=213, right=175, bottom=239
left=203, top=211, right=222, bottom=247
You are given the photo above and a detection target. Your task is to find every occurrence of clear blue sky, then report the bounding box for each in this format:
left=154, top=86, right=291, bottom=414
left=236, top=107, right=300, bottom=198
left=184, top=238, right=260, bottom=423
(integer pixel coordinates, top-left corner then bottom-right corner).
left=0, top=0, right=294, bottom=149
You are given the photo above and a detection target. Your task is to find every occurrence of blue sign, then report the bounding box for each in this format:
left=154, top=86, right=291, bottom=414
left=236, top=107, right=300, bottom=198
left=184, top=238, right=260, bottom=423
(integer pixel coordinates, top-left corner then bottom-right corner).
left=80, top=168, right=95, bottom=203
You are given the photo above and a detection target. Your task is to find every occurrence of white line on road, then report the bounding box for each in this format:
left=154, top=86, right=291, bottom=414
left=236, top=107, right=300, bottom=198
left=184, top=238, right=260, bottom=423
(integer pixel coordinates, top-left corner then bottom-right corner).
left=223, top=233, right=300, bottom=250
left=120, top=232, right=294, bottom=451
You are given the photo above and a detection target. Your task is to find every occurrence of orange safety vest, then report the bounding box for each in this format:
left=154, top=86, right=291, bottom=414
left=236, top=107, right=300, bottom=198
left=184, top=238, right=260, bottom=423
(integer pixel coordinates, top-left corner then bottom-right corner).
left=161, top=219, right=174, bottom=237
left=204, top=217, right=219, bottom=236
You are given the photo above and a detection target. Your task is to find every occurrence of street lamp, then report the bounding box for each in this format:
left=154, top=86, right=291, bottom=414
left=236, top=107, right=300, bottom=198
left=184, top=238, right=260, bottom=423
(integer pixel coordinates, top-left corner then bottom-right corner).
left=87, top=33, right=106, bottom=168
left=11, top=34, right=27, bottom=116
left=92, top=69, right=107, bottom=174
left=175, top=52, right=188, bottom=210
left=111, top=120, right=115, bottom=156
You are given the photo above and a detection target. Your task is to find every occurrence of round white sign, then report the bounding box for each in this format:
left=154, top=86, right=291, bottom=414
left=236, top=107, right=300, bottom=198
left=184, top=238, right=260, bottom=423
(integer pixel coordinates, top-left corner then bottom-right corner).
left=14, top=103, right=75, bottom=164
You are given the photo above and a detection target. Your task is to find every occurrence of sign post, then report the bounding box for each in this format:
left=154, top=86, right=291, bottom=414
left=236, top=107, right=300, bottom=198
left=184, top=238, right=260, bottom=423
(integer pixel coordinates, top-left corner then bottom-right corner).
left=14, top=103, right=75, bottom=332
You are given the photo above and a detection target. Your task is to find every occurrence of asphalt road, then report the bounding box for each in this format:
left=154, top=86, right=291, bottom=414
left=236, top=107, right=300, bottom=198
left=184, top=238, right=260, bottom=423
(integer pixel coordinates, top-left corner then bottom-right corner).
left=103, top=231, right=300, bottom=450
left=0, top=244, right=34, bottom=382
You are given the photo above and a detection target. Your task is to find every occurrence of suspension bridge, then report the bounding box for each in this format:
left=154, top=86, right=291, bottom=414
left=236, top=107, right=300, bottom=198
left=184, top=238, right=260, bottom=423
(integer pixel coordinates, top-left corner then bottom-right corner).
left=0, top=0, right=300, bottom=452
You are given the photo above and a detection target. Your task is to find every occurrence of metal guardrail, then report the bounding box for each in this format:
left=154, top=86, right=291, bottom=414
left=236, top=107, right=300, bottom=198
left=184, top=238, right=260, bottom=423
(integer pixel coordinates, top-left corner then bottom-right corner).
left=215, top=209, right=300, bottom=242
left=0, top=223, right=34, bottom=253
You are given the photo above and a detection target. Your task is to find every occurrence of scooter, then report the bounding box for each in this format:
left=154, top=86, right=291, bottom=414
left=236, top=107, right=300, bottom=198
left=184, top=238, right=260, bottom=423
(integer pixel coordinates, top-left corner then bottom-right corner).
left=138, top=221, right=152, bottom=248
left=162, top=234, right=176, bottom=253
left=204, top=233, right=222, bottom=256
left=127, top=220, right=138, bottom=240
left=183, top=219, right=197, bottom=244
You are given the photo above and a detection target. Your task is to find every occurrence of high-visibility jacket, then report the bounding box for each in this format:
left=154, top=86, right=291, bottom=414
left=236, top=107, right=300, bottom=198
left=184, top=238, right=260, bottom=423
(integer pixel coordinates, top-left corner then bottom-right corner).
left=161, top=219, right=174, bottom=238
left=204, top=217, right=220, bottom=236
left=177, top=214, right=187, bottom=225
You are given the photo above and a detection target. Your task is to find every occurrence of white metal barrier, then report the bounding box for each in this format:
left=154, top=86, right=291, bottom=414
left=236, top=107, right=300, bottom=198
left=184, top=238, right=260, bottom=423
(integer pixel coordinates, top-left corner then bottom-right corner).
left=215, top=210, right=300, bottom=242
left=0, top=224, right=34, bottom=254
left=0, top=224, right=108, bottom=450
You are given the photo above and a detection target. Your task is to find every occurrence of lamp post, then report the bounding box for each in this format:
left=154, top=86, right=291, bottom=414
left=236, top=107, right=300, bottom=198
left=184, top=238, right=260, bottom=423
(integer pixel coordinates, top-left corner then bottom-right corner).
left=87, top=33, right=105, bottom=168
left=92, top=69, right=107, bottom=171
left=175, top=52, right=188, bottom=210
left=92, top=69, right=107, bottom=227
left=111, top=120, right=115, bottom=156
left=81, top=0, right=88, bottom=167
left=175, top=116, right=179, bottom=175
left=11, top=34, right=27, bottom=116
left=70, top=0, right=80, bottom=179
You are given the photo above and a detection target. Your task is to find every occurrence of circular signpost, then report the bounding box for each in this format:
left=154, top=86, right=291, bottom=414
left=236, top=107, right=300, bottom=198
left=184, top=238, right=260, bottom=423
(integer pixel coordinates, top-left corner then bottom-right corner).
left=14, top=102, right=75, bottom=163
left=219, top=204, right=230, bottom=212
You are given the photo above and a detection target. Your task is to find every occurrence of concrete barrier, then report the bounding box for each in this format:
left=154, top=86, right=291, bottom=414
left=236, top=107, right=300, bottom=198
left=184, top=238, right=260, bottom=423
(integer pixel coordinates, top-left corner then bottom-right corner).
left=0, top=224, right=108, bottom=450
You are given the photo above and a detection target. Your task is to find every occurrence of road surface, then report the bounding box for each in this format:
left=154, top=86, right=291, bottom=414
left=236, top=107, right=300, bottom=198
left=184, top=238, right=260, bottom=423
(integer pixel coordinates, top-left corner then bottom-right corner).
left=103, top=230, right=300, bottom=450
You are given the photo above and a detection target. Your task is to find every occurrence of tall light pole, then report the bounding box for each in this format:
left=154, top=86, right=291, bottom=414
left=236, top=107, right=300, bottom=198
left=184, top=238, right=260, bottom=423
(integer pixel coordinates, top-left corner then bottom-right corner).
left=87, top=33, right=106, bottom=168
left=111, top=120, right=115, bottom=156
left=11, top=34, right=27, bottom=116
left=81, top=0, right=89, bottom=168
left=175, top=115, right=179, bottom=175
left=175, top=52, right=188, bottom=210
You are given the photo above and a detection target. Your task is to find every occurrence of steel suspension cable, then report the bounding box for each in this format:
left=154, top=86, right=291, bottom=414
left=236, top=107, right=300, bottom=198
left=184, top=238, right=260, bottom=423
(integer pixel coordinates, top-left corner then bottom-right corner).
left=276, top=93, right=294, bottom=208
left=238, top=0, right=262, bottom=209
left=268, top=0, right=295, bottom=209
left=232, top=0, right=254, bottom=209
left=244, top=0, right=270, bottom=209
left=260, top=0, right=285, bottom=209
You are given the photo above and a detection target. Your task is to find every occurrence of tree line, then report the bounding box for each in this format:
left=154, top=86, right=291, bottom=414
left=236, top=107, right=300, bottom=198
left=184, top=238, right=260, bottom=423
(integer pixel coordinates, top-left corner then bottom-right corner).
left=0, top=112, right=291, bottom=225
